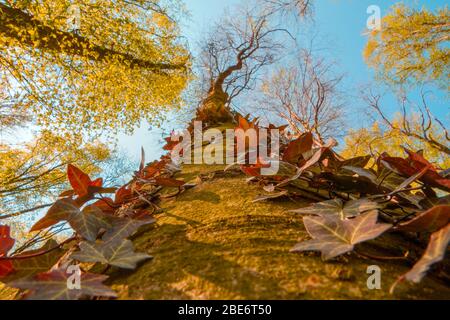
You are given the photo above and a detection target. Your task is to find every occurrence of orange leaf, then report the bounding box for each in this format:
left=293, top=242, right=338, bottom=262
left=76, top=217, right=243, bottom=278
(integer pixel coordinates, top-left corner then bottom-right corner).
left=67, top=164, right=92, bottom=197
left=115, top=186, right=133, bottom=204
left=93, top=198, right=115, bottom=214
left=90, top=178, right=103, bottom=187
left=283, top=132, right=313, bottom=165
left=0, top=261, right=14, bottom=278
left=0, top=225, right=15, bottom=256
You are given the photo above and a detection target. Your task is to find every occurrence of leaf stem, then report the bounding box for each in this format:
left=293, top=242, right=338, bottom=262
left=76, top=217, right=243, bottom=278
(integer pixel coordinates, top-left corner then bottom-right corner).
left=0, top=236, right=76, bottom=261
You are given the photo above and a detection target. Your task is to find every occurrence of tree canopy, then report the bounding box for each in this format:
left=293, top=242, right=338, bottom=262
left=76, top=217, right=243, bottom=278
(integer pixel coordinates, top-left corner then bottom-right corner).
left=364, top=3, right=449, bottom=88
left=0, top=0, right=190, bottom=135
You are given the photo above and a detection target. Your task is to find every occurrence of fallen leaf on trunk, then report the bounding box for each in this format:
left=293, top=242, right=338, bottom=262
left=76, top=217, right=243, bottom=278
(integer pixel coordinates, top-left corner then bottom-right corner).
left=290, top=198, right=381, bottom=219
left=291, top=211, right=391, bottom=260
left=7, top=268, right=117, bottom=300
left=101, top=216, right=156, bottom=243
left=71, top=239, right=151, bottom=269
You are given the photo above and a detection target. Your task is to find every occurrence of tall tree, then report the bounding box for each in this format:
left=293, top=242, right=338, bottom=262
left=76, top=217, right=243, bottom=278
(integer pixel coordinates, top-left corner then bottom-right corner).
left=194, top=0, right=311, bottom=124
left=0, top=0, right=190, bottom=135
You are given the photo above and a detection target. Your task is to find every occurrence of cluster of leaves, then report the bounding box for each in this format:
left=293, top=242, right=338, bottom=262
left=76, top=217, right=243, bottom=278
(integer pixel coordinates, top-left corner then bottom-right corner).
left=233, top=115, right=450, bottom=291
left=0, top=149, right=187, bottom=300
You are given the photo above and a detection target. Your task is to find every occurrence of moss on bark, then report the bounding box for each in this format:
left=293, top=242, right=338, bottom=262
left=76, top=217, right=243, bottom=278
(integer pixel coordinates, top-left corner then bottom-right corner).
left=106, top=164, right=450, bottom=300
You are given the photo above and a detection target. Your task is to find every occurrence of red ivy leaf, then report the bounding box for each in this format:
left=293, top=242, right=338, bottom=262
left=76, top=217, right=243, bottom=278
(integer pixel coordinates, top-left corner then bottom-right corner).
left=282, top=132, right=313, bottom=165
left=115, top=185, right=133, bottom=204
left=0, top=225, right=15, bottom=278
left=144, top=160, right=167, bottom=178
left=240, top=157, right=271, bottom=177
left=7, top=268, right=117, bottom=300
left=0, top=225, right=14, bottom=256
left=0, top=260, right=14, bottom=278
left=67, top=164, right=92, bottom=197
left=92, top=198, right=116, bottom=214
left=90, top=178, right=103, bottom=187
left=381, top=151, right=450, bottom=192
left=404, top=148, right=436, bottom=170
left=397, top=205, right=450, bottom=233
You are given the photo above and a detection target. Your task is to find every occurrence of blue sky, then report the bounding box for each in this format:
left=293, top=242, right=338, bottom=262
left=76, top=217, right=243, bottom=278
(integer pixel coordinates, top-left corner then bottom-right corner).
left=117, top=0, right=449, bottom=163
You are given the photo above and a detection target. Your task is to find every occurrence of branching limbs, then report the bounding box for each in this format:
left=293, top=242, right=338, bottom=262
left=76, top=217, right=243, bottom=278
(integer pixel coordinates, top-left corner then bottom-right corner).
left=258, top=48, right=345, bottom=143
left=366, top=90, right=450, bottom=156
left=197, top=0, right=311, bottom=112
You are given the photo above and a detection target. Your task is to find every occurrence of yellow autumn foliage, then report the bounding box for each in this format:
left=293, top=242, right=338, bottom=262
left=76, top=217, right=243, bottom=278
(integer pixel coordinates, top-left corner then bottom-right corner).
left=342, top=115, right=450, bottom=169
left=0, top=130, right=111, bottom=213
left=364, top=3, right=449, bottom=87
left=0, top=0, right=191, bottom=136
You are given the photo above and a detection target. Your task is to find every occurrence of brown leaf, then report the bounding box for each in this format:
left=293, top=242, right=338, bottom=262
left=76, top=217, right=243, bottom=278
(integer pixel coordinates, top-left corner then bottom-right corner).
left=402, top=223, right=450, bottom=283
left=282, top=132, right=313, bottom=164
left=290, top=198, right=381, bottom=219
left=0, top=225, right=15, bottom=278
left=71, top=239, right=151, bottom=270
left=291, top=211, right=391, bottom=260
left=30, top=198, right=80, bottom=232
left=397, top=205, right=450, bottom=233
left=68, top=206, right=111, bottom=242
left=7, top=268, right=117, bottom=300
left=6, top=240, right=65, bottom=281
